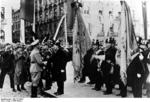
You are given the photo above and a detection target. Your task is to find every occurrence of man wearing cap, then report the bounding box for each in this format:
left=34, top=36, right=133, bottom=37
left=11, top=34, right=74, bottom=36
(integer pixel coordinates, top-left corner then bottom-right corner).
left=0, top=45, right=16, bottom=92
left=30, top=40, right=47, bottom=97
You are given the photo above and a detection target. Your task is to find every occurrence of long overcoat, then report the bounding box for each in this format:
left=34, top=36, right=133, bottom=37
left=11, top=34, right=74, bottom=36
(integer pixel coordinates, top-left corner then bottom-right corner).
left=51, top=48, right=70, bottom=82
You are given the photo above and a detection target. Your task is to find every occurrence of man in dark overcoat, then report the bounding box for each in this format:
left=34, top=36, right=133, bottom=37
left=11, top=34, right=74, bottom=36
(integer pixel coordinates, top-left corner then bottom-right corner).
left=50, top=41, right=70, bottom=95
left=127, top=52, right=146, bottom=97
left=78, top=46, right=94, bottom=83
left=127, top=41, right=150, bottom=97
left=102, top=38, right=117, bottom=95
left=0, top=45, right=16, bottom=92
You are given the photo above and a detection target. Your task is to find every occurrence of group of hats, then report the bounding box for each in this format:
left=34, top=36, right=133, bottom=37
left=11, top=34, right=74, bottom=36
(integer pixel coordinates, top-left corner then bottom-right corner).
left=5, top=44, right=12, bottom=51
left=92, top=40, right=103, bottom=46
left=30, top=39, right=61, bottom=47
left=105, top=37, right=116, bottom=44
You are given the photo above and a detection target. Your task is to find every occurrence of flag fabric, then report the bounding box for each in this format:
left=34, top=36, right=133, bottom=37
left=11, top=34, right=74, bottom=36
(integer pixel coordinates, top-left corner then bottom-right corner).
left=124, top=1, right=139, bottom=65
left=72, top=16, right=81, bottom=81
left=77, top=10, right=91, bottom=60
left=120, top=1, right=139, bottom=85
left=72, top=9, right=92, bottom=81
left=20, top=0, right=34, bottom=22
left=142, top=1, right=147, bottom=40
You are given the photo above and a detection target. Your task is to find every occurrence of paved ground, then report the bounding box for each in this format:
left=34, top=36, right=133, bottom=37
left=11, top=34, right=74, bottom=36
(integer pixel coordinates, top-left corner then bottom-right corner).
left=46, top=62, right=147, bottom=98
left=0, top=61, right=148, bottom=99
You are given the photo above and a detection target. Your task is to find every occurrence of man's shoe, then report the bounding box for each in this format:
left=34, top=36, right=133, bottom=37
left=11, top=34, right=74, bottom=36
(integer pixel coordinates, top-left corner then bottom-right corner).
left=92, top=87, right=101, bottom=91
left=95, top=88, right=101, bottom=91
left=31, top=86, right=37, bottom=98
left=21, top=85, right=26, bottom=90
left=54, top=92, right=64, bottom=96
left=104, top=91, right=112, bottom=95
left=54, top=92, right=58, bottom=95
left=17, top=85, right=21, bottom=91
left=116, top=93, right=121, bottom=96
left=78, top=79, right=85, bottom=83
left=87, top=81, right=95, bottom=84
left=44, top=86, right=51, bottom=91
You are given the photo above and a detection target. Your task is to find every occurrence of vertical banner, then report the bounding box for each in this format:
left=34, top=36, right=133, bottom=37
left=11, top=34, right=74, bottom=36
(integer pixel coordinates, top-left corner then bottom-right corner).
left=20, top=0, right=34, bottom=23
left=20, top=19, right=25, bottom=43
left=120, top=1, right=127, bottom=85
left=32, top=0, right=35, bottom=32
left=72, top=9, right=92, bottom=81
left=72, top=16, right=81, bottom=81
left=142, top=1, right=147, bottom=40
left=77, top=10, right=92, bottom=62
left=120, top=1, right=139, bottom=85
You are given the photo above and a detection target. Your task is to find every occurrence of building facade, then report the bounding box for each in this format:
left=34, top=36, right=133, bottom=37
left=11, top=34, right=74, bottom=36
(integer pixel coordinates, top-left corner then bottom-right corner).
left=12, top=9, right=20, bottom=43
left=0, top=4, right=12, bottom=43
left=12, top=9, right=34, bottom=43
left=81, top=0, right=121, bottom=41
left=35, top=0, right=74, bottom=43
left=12, top=0, right=74, bottom=44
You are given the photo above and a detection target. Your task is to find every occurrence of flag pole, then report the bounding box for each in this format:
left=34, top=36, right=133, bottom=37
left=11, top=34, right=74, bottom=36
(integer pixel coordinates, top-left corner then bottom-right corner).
left=20, top=19, right=25, bottom=44
left=64, top=2, right=68, bottom=48
left=32, top=0, right=36, bottom=41
left=53, top=15, right=65, bottom=41
left=142, top=1, right=147, bottom=40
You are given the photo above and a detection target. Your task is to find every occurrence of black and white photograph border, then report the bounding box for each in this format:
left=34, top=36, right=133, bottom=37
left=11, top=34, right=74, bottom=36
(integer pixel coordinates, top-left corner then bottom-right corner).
left=0, top=0, right=150, bottom=101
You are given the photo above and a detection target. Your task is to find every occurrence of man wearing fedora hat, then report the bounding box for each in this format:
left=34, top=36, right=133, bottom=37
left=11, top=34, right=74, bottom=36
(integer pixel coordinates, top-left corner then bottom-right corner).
left=29, top=40, right=47, bottom=97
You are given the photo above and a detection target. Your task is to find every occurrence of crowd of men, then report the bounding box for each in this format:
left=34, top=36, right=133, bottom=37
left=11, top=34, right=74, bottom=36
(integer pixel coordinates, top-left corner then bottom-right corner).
left=0, top=36, right=150, bottom=98
left=0, top=39, right=72, bottom=97
left=78, top=37, right=150, bottom=98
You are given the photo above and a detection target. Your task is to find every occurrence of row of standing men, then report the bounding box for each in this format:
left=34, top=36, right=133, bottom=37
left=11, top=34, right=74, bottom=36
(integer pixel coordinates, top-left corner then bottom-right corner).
left=1, top=37, right=150, bottom=98
left=79, top=37, right=150, bottom=97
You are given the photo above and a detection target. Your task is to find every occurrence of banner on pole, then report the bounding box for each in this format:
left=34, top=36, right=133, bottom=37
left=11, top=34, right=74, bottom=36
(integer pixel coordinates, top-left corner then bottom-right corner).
left=142, top=1, right=147, bottom=40
left=119, top=1, right=139, bottom=85
left=72, top=9, right=92, bottom=81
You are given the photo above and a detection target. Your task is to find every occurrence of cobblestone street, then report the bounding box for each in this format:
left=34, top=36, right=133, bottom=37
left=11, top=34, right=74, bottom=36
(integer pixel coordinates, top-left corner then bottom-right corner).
left=0, top=62, right=148, bottom=99
left=1, top=0, right=150, bottom=101
left=0, top=75, right=31, bottom=98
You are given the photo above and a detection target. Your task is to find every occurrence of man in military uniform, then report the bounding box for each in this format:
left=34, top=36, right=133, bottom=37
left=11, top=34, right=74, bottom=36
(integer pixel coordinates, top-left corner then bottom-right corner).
left=0, top=45, right=16, bottom=92
left=30, top=40, right=47, bottom=97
